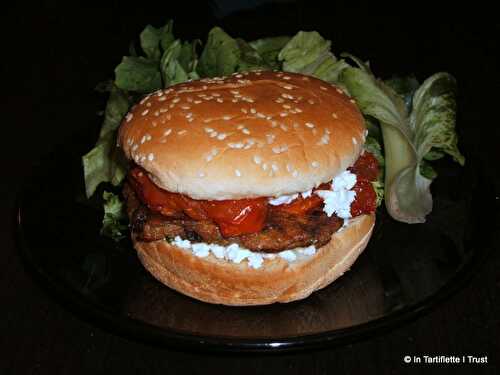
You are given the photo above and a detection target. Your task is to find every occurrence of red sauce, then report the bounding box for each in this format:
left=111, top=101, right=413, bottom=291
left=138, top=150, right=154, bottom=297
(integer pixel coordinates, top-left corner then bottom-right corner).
left=128, top=168, right=268, bottom=237
left=348, top=151, right=379, bottom=182
left=128, top=152, right=379, bottom=237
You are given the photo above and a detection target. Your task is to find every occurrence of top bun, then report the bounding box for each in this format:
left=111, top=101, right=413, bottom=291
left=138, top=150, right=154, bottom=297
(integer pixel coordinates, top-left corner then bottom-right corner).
left=118, top=71, right=366, bottom=200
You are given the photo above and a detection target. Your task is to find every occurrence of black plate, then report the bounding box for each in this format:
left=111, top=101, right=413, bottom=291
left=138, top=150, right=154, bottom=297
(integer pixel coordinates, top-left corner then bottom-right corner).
left=15, top=129, right=496, bottom=352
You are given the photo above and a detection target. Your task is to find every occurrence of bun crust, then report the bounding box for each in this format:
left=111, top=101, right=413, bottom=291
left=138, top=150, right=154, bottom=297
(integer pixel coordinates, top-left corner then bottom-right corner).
left=119, top=71, right=366, bottom=200
left=133, top=214, right=375, bottom=306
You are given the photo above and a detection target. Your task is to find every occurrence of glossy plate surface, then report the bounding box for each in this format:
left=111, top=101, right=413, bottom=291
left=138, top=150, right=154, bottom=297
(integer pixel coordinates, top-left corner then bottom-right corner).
left=16, top=132, right=494, bottom=352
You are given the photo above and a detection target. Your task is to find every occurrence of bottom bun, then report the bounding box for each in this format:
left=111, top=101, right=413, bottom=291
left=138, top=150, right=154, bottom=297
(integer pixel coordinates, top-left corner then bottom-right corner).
left=133, top=214, right=375, bottom=306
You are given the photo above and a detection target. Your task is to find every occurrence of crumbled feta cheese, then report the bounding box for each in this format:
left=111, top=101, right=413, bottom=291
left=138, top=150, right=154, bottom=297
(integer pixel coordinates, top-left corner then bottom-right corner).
left=315, top=170, right=357, bottom=219
left=279, top=250, right=297, bottom=262
left=268, top=193, right=299, bottom=205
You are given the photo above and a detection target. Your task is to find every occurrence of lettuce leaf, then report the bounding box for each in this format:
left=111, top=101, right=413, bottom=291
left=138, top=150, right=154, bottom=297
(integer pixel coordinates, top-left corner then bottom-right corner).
left=341, top=65, right=464, bottom=223
left=249, top=36, right=290, bottom=69
left=101, top=191, right=127, bottom=241
left=82, top=85, right=130, bottom=198
left=197, top=27, right=241, bottom=77
left=197, top=27, right=271, bottom=77
left=279, top=31, right=349, bottom=84
left=114, top=56, right=162, bottom=93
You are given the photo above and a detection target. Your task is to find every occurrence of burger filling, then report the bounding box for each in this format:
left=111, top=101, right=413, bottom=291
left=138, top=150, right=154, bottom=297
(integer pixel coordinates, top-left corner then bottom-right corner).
left=123, top=152, right=378, bottom=253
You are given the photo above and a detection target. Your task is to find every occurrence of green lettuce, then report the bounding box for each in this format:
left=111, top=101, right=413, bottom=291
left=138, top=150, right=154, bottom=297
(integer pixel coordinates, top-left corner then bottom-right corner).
left=82, top=85, right=130, bottom=198
left=341, top=65, right=464, bottom=223
left=249, top=36, right=291, bottom=69
left=279, top=31, right=349, bottom=84
left=197, top=27, right=271, bottom=77
left=101, top=191, right=127, bottom=241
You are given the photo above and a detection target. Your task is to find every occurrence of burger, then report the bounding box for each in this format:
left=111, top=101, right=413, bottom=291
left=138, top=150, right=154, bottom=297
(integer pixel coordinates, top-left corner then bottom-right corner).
left=118, top=70, right=378, bottom=306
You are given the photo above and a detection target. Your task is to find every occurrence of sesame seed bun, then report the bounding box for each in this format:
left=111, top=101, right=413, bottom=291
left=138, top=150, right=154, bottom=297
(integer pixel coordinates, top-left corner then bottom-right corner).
left=133, top=214, right=375, bottom=306
left=118, top=71, right=366, bottom=200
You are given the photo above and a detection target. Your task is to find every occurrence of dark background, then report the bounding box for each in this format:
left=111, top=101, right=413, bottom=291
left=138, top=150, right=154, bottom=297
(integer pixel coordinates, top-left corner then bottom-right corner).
left=1, top=1, right=499, bottom=374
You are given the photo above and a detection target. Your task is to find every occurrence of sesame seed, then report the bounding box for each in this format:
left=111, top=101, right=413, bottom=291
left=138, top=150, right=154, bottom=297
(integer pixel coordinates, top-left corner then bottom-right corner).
left=228, top=142, right=244, bottom=149
left=204, top=127, right=213, bottom=133
left=332, top=112, right=338, bottom=119
left=203, top=119, right=212, bottom=123
left=272, top=146, right=281, bottom=154
left=241, top=108, right=248, bottom=114
left=320, top=86, right=327, bottom=91
left=140, top=136, right=146, bottom=144
left=187, top=118, right=194, bottom=122
left=205, top=154, right=213, bottom=162
left=242, top=128, right=250, bottom=135
left=336, top=88, right=343, bottom=94
left=283, top=85, right=293, bottom=90
left=282, top=104, right=291, bottom=109
left=235, top=169, right=242, bottom=177
left=126, top=113, right=133, bottom=122
left=237, top=124, right=245, bottom=130
left=209, top=132, right=218, bottom=138
left=216, top=98, right=224, bottom=103
left=230, top=90, right=239, bottom=95
left=235, top=74, right=243, bottom=78
left=156, top=91, right=164, bottom=97
left=302, top=76, right=310, bottom=81
left=266, top=134, right=275, bottom=144
left=246, top=98, right=255, bottom=103
left=275, top=98, right=285, bottom=103
left=178, top=130, right=187, bottom=135
left=350, top=99, right=356, bottom=104
left=186, top=112, right=193, bottom=118
left=283, top=76, right=291, bottom=80
left=217, top=133, right=227, bottom=140
left=280, top=124, right=288, bottom=131
left=295, top=108, right=302, bottom=113
left=352, top=137, right=357, bottom=145
left=158, top=96, right=166, bottom=101
left=270, top=121, right=278, bottom=128
left=172, top=97, right=180, bottom=103
left=163, top=129, right=172, bottom=136
left=311, top=161, right=320, bottom=168
left=222, top=115, right=231, bottom=120
left=256, top=113, right=266, bottom=118
left=305, top=122, right=315, bottom=128
left=146, top=102, right=151, bottom=107
left=148, top=153, right=154, bottom=161
left=141, top=109, right=149, bottom=116
left=139, top=96, right=149, bottom=105
left=194, top=100, right=202, bottom=104
left=250, top=108, right=257, bottom=114
left=308, top=99, right=315, bottom=105
left=159, top=108, right=168, bottom=113
left=279, top=112, right=287, bottom=117
left=212, top=93, right=220, bottom=97
left=180, top=105, right=190, bottom=110
left=253, top=155, right=262, bottom=164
